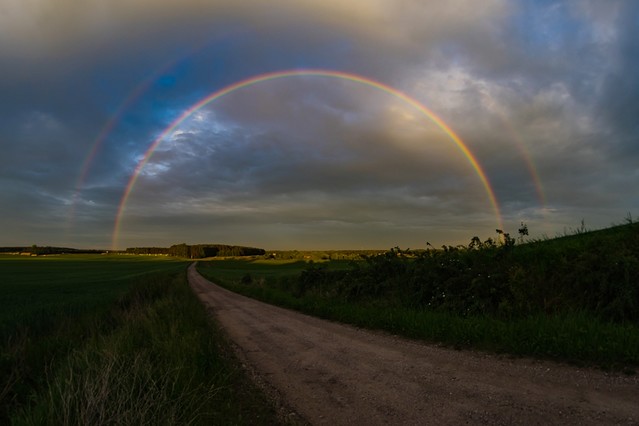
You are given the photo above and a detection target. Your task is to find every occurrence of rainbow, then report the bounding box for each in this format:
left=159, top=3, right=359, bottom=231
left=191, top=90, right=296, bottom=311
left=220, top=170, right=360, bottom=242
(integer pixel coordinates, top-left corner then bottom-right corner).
left=501, top=120, right=546, bottom=206
left=68, top=38, right=218, bottom=231
left=67, top=59, right=177, bottom=234
left=112, top=69, right=503, bottom=250
left=478, top=90, right=546, bottom=207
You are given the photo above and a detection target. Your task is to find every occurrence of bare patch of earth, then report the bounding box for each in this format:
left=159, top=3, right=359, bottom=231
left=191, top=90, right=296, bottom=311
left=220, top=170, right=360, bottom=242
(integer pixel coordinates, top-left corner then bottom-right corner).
left=188, top=264, right=638, bottom=425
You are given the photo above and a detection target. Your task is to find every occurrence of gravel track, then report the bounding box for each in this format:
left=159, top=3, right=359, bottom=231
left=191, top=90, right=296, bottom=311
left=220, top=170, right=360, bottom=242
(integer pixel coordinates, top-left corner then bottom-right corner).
left=188, top=263, right=638, bottom=425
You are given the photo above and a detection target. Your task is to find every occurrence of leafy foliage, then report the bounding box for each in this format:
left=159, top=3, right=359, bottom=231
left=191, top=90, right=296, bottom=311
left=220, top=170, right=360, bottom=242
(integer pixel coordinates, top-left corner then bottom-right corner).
left=198, top=221, right=639, bottom=368
left=271, top=223, right=639, bottom=324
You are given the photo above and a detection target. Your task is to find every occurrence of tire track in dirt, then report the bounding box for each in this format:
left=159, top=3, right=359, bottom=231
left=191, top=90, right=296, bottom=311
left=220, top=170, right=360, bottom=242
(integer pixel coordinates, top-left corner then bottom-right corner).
left=188, top=263, right=639, bottom=425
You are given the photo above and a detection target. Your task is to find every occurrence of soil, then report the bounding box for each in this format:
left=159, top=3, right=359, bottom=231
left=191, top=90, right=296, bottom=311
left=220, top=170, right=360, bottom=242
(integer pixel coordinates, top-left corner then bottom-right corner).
left=188, top=263, right=639, bottom=425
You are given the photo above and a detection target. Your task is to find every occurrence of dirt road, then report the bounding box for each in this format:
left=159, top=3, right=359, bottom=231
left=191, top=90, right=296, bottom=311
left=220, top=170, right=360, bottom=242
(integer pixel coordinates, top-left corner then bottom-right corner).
left=188, top=263, right=638, bottom=425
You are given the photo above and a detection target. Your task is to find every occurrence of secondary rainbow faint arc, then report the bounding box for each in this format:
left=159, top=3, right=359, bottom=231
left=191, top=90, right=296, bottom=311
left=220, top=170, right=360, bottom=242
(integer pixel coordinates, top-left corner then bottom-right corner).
left=112, top=69, right=503, bottom=250
left=69, top=35, right=230, bottom=230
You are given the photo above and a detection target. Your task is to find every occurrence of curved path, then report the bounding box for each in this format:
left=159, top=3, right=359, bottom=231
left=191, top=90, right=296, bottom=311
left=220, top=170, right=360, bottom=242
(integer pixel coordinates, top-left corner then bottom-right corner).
left=188, top=264, right=638, bottom=425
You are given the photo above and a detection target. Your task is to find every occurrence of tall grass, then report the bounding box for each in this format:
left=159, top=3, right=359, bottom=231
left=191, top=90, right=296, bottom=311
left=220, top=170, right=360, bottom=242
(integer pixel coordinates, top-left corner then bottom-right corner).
left=28, top=350, right=220, bottom=426
left=2, top=258, right=280, bottom=425
left=16, top=274, right=217, bottom=425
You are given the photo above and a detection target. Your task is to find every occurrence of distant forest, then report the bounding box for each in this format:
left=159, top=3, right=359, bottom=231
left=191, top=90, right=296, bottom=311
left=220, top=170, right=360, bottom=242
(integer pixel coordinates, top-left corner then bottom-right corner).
left=125, top=244, right=266, bottom=258
left=0, top=245, right=384, bottom=260
left=0, top=244, right=265, bottom=258
left=0, top=246, right=104, bottom=255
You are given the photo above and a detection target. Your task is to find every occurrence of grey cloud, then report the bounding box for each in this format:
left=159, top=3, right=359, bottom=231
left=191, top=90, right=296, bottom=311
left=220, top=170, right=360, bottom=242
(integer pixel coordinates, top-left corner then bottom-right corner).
left=1, top=0, right=638, bottom=249
left=596, top=3, right=639, bottom=145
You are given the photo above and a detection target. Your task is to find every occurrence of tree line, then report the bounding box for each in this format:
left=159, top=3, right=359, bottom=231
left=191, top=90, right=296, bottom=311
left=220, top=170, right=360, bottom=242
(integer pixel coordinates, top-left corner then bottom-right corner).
left=125, top=243, right=265, bottom=258
left=0, top=246, right=104, bottom=255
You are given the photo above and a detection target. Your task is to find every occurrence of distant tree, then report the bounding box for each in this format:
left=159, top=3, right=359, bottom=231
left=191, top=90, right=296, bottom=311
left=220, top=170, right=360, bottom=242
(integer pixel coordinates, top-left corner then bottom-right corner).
left=169, top=243, right=190, bottom=258
left=518, top=222, right=529, bottom=243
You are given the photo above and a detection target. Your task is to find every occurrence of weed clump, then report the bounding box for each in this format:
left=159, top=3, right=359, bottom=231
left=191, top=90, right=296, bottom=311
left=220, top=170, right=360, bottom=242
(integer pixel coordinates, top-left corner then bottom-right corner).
left=279, top=223, right=639, bottom=324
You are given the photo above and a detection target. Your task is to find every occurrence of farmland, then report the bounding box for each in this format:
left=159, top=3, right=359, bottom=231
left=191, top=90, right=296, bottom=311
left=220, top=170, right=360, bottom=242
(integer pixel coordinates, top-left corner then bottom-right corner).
left=2, top=221, right=638, bottom=423
left=0, top=255, right=279, bottom=425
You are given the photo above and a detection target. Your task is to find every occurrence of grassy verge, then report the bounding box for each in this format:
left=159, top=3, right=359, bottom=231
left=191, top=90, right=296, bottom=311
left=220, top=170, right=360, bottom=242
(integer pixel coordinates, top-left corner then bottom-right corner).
left=1, top=256, right=281, bottom=425
left=197, top=255, right=639, bottom=371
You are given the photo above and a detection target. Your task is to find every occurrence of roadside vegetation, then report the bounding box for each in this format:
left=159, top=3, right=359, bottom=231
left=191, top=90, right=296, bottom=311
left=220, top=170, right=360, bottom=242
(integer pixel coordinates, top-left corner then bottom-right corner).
left=3, top=220, right=637, bottom=421
left=198, top=221, right=639, bottom=370
left=1, top=255, right=280, bottom=425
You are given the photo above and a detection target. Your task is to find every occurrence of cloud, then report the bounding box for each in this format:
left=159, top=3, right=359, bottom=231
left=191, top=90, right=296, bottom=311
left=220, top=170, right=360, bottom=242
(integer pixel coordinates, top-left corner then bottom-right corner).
left=115, top=78, right=498, bottom=250
left=0, top=0, right=508, bottom=55
left=0, top=0, right=637, bottom=249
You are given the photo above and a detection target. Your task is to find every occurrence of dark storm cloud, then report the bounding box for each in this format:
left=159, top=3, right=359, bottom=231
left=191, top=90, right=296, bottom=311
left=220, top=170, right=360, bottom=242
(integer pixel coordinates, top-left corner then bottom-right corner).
left=596, top=2, right=639, bottom=152
left=129, top=77, right=485, bottom=203
left=1, top=0, right=637, bottom=248
left=120, top=78, right=497, bottom=250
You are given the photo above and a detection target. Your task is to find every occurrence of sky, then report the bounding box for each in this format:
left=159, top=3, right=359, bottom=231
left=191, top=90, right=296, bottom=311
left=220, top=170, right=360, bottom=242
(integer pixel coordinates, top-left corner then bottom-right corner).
left=1, top=0, right=638, bottom=250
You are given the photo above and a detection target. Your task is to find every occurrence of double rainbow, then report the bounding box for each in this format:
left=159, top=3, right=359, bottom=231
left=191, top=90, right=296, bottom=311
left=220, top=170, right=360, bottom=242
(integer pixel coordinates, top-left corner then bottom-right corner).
left=112, top=69, right=503, bottom=250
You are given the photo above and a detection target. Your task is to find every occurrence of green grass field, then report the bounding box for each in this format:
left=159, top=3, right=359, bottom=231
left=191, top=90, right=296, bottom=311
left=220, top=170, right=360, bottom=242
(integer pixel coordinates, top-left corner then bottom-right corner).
left=198, top=257, right=351, bottom=282
left=0, top=255, right=280, bottom=425
left=0, top=254, right=186, bottom=334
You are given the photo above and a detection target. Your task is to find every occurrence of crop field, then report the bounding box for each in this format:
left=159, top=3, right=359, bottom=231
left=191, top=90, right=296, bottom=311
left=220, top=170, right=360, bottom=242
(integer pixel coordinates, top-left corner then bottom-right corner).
left=0, top=255, right=278, bottom=425
left=197, top=257, right=352, bottom=283
left=1, top=255, right=186, bottom=333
